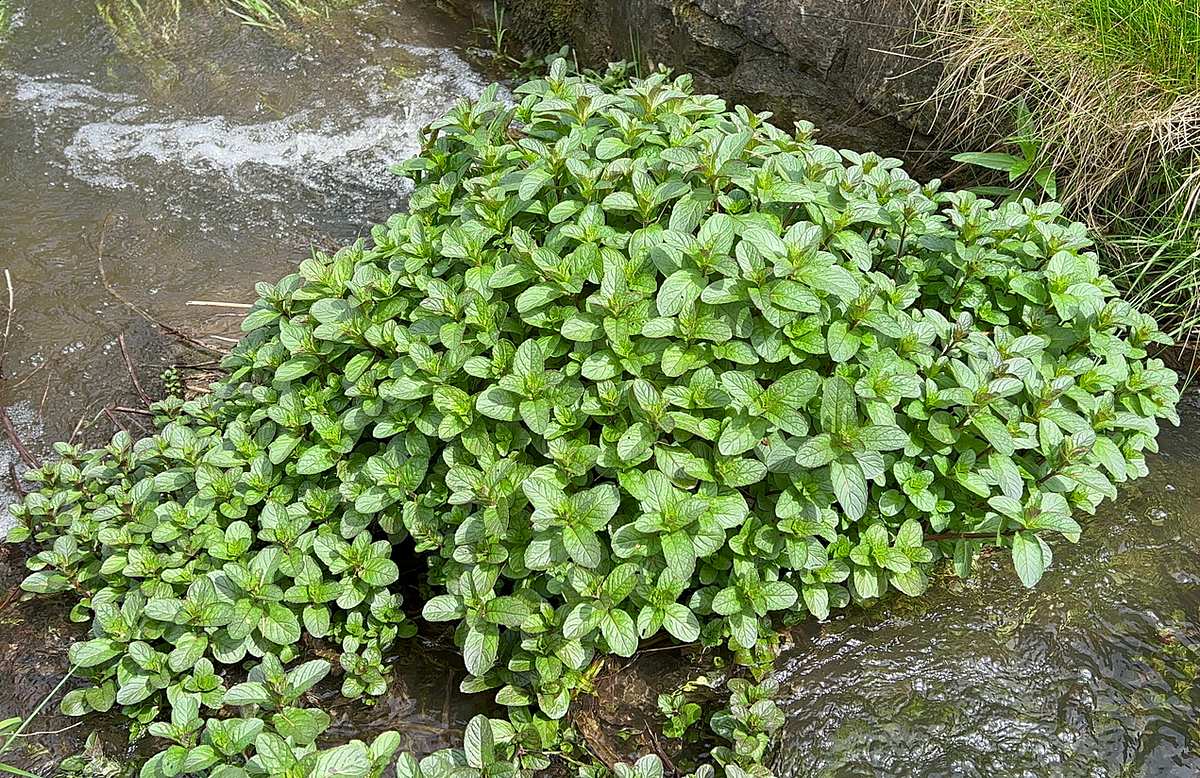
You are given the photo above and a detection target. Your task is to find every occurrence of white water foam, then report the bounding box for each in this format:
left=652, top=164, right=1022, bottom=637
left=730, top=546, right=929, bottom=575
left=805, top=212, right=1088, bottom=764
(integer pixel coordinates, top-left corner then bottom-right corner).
left=50, top=46, right=499, bottom=195
left=9, top=45, right=504, bottom=201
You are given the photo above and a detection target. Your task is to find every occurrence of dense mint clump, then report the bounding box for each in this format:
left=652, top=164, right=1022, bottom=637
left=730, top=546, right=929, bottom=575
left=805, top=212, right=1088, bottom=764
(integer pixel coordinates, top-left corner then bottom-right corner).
left=8, top=60, right=1179, bottom=776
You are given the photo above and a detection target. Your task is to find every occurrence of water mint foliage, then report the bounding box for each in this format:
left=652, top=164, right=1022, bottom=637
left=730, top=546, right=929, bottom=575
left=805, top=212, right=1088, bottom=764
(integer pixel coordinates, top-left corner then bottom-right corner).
left=7, top=59, right=1180, bottom=776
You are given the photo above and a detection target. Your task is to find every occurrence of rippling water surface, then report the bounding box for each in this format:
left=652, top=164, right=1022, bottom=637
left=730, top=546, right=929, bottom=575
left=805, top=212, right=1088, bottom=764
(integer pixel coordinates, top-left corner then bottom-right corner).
left=0, top=0, right=496, bottom=441
left=773, top=397, right=1200, bottom=777
left=0, top=0, right=497, bottom=769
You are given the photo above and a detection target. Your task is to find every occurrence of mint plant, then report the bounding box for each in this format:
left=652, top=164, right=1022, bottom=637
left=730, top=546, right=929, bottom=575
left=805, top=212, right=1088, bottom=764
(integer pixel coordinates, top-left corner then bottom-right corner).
left=6, top=59, right=1180, bottom=777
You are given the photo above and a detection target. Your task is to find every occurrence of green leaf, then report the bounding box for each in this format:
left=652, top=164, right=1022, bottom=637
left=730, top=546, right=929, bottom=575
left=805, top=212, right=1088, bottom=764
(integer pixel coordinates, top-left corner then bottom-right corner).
left=1011, top=531, right=1046, bottom=588
left=563, top=526, right=604, bottom=568
left=660, top=530, right=696, bottom=580
left=826, top=321, right=860, bottom=363
left=476, top=387, right=521, bottom=421
left=830, top=458, right=868, bottom=520
left=296, top=445, right=337, bottom=475
left=464, top=715, right=495, bottom=769
left=727, top=611, right=758, bottom=649
left=972, top=413, right=1015, bottom=455
left=275, top=356, right=320, bottom=383
left=795, top=434, right=836, bottom=468
left=662, top=603, right=700, bottom=642
left=760, top=581, right=797, bottom=611
left=600, top=609, right=639, bottom=657
left=68, top=639, right=122, bottom=668
left=796, top=263, right=859, bottom=302
left=819, top=377, right=856, bottom=434
left=422, top=594, right=465, bottom=622
left=310, top=741, right=370, bottom=778
left=657, top=269, right=705, bottom=317
left=952, top=151, right=1024, bottom=173
left=718, top=415, right=762, bottom=457
left=858, top=425, right=909, bottom=451
left=463, top=624, right=500, bottom=676
left=224, top=681, right=272, bottom=706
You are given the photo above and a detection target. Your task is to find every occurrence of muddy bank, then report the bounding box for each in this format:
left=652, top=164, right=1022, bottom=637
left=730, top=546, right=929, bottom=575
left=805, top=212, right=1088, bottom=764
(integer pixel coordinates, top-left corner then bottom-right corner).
left=444, top=0, right=939, bottom=160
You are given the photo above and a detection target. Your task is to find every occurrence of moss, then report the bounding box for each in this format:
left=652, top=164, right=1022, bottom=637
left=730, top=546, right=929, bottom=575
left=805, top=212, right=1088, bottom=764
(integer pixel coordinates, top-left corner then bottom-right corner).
left=500, top=0, right=587, bottom=52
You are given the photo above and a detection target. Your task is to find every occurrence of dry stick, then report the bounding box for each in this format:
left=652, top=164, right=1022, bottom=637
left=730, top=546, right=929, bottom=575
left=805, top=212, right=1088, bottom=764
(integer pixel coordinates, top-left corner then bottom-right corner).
left=8, top=462, right=26, bottom=497
left=8, top=360, right=47, bottom=389
left=0, top=407, right=38, bottom=468
left=101, top=407, right=127, bottom=432
left=0, top=268, right=13, bottom=374
left=112, top=406, right=154, bottom=417
left=68, top=403, right=99, bottom=446
left=95, top=215, right=224, bottom=357
left=117, top=334, right=151, bottom=407
left=643, top=714, right=678, bottom=777
left=39, top=368, right=52, bottom=418
left=186, top=300, right=252, bottom=309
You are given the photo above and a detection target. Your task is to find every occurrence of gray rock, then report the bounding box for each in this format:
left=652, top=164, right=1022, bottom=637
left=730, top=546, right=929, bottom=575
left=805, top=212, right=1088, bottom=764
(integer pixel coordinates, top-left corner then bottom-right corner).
left=451, top=0, right=943, bottom=164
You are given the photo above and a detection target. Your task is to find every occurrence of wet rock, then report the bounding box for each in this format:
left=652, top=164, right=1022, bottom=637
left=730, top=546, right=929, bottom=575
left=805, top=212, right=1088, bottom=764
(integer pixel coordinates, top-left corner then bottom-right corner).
left=444, top=0, right=941, bottom=161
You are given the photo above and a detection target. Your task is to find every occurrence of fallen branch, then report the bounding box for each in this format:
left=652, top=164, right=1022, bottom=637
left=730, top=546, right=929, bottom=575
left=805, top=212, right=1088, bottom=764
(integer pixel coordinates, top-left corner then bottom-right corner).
left=925, top=530, right=1011, bottom=542
left=68, top=401, right=104, bottom=446
left=0, top=406, right=38, bottom=469
left=8, top=461, right=26, bottom=497
left=117, top=334, right=152, bottom=407
left=39, top=368, right=52, bottom=418
left=101, top=407, right=127, bottom=432
left=8, top=361, right=47, bottom=389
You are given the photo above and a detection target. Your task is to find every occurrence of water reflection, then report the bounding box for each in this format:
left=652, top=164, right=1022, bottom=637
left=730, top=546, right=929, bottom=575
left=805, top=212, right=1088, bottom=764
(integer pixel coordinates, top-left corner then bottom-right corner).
left=774, top=398, right=1200, bottom=777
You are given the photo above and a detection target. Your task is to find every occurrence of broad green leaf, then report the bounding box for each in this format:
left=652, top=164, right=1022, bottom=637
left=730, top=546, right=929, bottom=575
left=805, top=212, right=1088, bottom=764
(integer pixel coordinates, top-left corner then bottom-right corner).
left=1011, top=531, right=1046, bottom=588
left=830, top=458, right=868, bottom=520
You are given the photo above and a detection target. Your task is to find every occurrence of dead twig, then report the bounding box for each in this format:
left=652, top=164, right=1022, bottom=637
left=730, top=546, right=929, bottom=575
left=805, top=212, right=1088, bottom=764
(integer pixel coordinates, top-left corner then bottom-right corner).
left=101, top=407, right=127, bottom=432
left=0, top=583, right=23, bottom=615
left=39, top=368, right=52, bottom=418
left=117, top=334, right=152, bottom=407
left=8, top=361, right=47, bottom=389
left=112, top=406, right=154, bottom=417
left=644, top=714, right=678, bottom=776
left=186, top=300, right=252, bottom=309
left=0, top=406, right=38, bottom=468
left=95, top=214, right=224, bottom=357
left=68, top=401, right=103, bottom=446
left=8, top=461, right=27, bottom=497
left=0, top=268, right=13, bottom=374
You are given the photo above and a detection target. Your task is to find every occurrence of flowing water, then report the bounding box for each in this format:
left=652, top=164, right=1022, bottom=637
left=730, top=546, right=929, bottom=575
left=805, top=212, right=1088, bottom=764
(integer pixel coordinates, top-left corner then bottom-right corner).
left=772, top=395, right=1200, bottom=777
left=0, top=0, right=497, bottom=770
left=1, top=2, right=1200, bottom=776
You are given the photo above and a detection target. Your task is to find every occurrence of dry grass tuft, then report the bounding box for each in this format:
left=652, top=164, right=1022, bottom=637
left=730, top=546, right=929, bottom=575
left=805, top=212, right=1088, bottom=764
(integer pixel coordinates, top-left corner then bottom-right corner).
left=921, top=0, right=1200, bottom=355
left=925, top=0, right=1200, bottom=222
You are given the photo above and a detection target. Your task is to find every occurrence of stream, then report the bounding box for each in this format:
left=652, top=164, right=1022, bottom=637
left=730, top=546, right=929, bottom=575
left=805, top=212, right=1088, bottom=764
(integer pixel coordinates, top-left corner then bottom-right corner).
left=1, top=1, right=1199, bottom=776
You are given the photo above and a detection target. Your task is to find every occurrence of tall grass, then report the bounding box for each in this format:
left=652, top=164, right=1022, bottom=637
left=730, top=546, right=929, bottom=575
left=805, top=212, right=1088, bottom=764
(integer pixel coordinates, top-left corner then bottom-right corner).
left=926, top=0, right=1200, bottom=363
left=1076, top=0, right=1200, bottom=92
left=1103, top=217, right=1200, bottom=355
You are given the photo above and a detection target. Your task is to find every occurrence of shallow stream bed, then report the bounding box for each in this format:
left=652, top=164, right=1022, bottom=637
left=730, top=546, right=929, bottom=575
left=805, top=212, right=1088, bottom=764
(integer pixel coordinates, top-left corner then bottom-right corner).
left=0, top=2, right=1198, bottom=776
